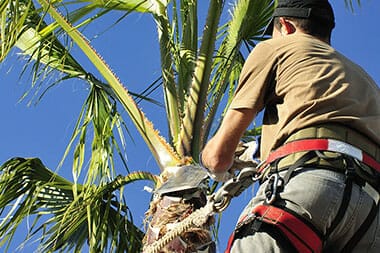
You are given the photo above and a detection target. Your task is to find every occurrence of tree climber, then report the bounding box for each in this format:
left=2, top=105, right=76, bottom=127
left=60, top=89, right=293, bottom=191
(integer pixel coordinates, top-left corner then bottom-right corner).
left=201, top=0, right=380, bottom=252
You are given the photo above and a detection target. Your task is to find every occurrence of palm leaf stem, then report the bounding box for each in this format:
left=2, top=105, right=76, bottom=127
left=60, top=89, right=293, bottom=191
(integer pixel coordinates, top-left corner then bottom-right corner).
left=176, top=0, right=198, bottom=111
left=153, top=3, right=181, bottom=152
left=37, top=0, right=181, bottom=170
left=179, top=0, right=224, bottom=157
left=203, top=51, right=240, bottom=145
left=203, top=0, right=275, bottom=144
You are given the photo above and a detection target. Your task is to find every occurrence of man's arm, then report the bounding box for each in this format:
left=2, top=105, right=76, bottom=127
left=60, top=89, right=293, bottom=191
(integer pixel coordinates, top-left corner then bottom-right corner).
left=201, top=108, right=256, bottom=175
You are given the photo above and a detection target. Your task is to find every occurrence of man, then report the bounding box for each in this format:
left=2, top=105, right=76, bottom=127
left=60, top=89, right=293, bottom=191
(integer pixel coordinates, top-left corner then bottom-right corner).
left=201, top=0, right=380, bottom=252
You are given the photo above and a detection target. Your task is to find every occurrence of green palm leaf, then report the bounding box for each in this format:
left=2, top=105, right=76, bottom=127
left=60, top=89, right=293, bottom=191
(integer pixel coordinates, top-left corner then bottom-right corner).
left=0, top=157, right=155, bottom=252
left=178, top=0, right=224, bottom=157
left=37, top=0, right=182, bottom=170
left=0, top=0, right=85, bottom=76
left=80, top=0, right=170, bottom=13
left=202, top=0, right=274, bottom=145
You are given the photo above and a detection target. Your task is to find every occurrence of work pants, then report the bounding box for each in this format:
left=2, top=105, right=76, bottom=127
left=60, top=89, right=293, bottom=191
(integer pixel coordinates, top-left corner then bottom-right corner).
left=230, top=167, right=380, bottom=252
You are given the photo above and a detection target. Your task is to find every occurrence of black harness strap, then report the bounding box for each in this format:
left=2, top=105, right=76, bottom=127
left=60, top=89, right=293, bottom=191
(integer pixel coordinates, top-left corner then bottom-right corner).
left=323, top=160, right=357, bottom=242
left=264, top=151, right=316, bottom=204
left=266, top=150, right=380, bottom=252
left=324, top=175, right=353, bottom=241
left=340, top=198, right=380, bottom=252
left=282, top=151, right=316, bottom=185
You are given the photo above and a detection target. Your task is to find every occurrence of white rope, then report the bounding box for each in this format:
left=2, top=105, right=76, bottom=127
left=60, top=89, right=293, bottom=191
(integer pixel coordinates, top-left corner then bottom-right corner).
left=143, top=202, right=215, bottom=253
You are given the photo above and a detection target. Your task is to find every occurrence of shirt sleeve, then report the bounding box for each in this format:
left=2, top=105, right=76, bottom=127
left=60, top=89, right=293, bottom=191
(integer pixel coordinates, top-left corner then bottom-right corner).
left=229, top=41, right=278, bottom=113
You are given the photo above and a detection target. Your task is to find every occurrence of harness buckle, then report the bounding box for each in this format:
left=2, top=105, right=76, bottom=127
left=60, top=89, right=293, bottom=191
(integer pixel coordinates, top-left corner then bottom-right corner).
left=265, top=173, right=284, bottom=204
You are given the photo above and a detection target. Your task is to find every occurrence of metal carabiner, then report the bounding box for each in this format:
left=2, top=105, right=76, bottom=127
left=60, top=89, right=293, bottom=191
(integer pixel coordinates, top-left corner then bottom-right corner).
left=265, top=173, right=284, bottom=204
left=211, top=193, right=232, bottom=213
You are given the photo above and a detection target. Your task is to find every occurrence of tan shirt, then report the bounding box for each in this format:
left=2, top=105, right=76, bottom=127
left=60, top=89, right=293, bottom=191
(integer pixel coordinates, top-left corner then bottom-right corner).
left=230, top=33, right=380, bottom=160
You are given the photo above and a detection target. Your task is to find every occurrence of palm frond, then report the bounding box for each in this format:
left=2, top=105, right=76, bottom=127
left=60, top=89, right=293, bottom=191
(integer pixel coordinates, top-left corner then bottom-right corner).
left=151, top=1, right=182, bottom=152
left=1, top=0, right=90, bottom=108
left=0, top=0, right=86, bottom=76
left=81, top=0, right=170, bottom=14
left=0, top=157, right=156, bottom=252
left=344, top=0, right=361, bottom=11
left=0, top=0, right=29, bottom=61
left=0, top=157, right=77, bottom=251
left=59, top=82, right=121, bottom=185
left=2, top=0, right=170, bottom=184
left=202, top=0, right=274, bottom=143
left=174, top=0, right=197, bottom=110
left=179, top=0, right=224, bottom=157
left=37, top=0, right=182, bottom=170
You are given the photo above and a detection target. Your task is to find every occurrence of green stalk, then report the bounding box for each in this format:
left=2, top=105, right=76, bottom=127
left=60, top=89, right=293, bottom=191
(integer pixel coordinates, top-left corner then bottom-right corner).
left=179, top=0, right=224, bottom=157
left=37, top=0, right=181, bottom=170
left=154, top=4, right=181, bottom=152
left=204, top=0, right=275, bottom=141
left=177, top=0, right=198, bottom=110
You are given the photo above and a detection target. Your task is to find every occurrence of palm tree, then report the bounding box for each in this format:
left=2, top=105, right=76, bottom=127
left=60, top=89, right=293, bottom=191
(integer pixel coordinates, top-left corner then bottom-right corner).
left=0, top=0, right=362, bottom=252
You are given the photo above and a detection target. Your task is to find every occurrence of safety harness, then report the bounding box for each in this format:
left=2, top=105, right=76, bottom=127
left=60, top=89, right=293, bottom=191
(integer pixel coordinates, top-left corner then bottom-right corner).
left=226, top=204, right=323, bottom=253
left=144, top=125, right=380, bottom=253
left=226, top=132, right=380, bottom=253
left=258, top=138, right=380, bottom=174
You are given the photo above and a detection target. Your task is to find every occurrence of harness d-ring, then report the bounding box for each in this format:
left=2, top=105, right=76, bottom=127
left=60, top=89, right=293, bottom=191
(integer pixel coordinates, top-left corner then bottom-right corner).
left=265, top=173, right=284, bottom=204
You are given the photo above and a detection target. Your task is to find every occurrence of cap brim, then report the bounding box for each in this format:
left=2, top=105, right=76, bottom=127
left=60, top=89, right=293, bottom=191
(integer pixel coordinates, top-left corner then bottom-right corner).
left=263, top=18, right=274, bottom=36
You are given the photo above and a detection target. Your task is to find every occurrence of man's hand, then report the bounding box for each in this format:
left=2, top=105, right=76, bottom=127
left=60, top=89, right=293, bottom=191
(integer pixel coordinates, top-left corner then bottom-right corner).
left=232, top=140, right=260, bottom=170
left=199, top=108, right=257, bottom=182
left=206, top=169, right=234, bottom=182
left=200, top=140, right=260, bottom=182
left=199, top=152, right=234, bottom=182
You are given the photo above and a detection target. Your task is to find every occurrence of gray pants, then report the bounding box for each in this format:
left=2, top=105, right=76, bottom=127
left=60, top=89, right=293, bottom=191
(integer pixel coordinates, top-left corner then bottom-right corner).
left=230, top=168, right=380, bottom=252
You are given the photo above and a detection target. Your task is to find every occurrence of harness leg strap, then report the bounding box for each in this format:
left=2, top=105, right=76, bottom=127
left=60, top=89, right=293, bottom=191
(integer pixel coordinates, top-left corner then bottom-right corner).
left=340, top=201, right=380, bottom=252
left=324, top=172, right=353, bottom=241
left=226, top=204, right=323, bottom=253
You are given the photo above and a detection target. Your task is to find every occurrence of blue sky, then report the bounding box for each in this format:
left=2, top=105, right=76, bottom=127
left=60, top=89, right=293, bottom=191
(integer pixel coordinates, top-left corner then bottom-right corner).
left=0, top=1, right=379, bottom=252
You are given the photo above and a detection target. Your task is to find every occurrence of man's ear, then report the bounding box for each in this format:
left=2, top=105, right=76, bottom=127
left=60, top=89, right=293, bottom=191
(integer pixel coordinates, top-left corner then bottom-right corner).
left=279, top=17, right=296, bottom=35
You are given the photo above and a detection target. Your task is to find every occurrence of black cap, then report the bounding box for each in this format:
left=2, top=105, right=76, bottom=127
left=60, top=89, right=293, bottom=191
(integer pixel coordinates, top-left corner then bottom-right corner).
left=264, top=0, right=335, bottom=35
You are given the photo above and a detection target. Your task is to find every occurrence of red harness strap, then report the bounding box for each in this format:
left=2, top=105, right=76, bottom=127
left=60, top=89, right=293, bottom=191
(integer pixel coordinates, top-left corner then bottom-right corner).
left=225, top=231, right=235, bottom=253
left=225, top=205, right=322, bottom=253
left=226, top=139, right=380, bottom=252
left=258, top=138, right=380, bottom=173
